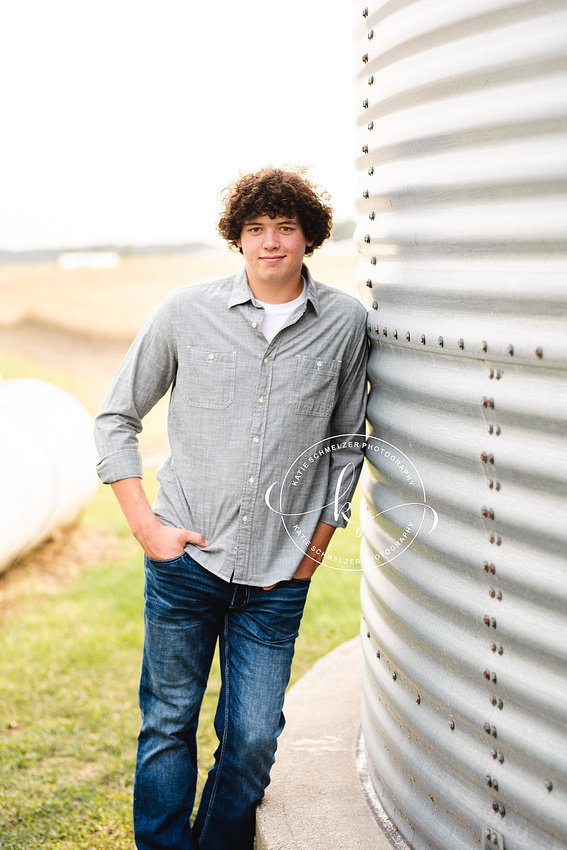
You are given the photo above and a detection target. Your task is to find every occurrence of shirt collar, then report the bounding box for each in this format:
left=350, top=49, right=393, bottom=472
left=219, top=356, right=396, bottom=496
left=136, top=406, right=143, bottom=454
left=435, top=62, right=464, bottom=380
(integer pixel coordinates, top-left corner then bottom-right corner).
left=227, top=264, right=320, bottom=317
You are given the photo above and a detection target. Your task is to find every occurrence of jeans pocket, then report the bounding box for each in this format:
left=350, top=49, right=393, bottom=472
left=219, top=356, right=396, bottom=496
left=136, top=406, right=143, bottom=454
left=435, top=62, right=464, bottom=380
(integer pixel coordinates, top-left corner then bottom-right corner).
left=145, top=553, right=185, bottom=568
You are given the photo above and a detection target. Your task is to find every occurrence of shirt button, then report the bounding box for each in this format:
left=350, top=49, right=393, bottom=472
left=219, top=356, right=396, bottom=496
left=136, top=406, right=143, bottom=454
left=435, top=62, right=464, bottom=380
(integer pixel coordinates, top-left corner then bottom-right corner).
left=258, top=397, right=264, bottom=404
left=242, top=515, right=248, bottom=523
left=248, top=476, right=254, bottom=484
left=209, top=353, right=215, bottom=360
left=253, top=436, right=259, bottom=444
left=263, top=357, right=268, bottom=365
left=317, top=360, right=323, bottom=368
left=252, top=322, right=258, bottom=328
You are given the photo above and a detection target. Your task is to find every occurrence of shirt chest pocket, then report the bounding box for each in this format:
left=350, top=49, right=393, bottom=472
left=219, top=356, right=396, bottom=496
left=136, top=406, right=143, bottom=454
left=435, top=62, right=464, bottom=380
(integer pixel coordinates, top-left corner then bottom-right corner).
left=183, top=347, right=237, bottom=410
left=289, top=355, right=342, bottom=417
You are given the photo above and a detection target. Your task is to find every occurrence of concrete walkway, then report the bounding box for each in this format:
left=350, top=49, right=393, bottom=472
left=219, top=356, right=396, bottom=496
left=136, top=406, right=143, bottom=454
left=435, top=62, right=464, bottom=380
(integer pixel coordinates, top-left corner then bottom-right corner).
left=255, top=638, right=398, bottom=850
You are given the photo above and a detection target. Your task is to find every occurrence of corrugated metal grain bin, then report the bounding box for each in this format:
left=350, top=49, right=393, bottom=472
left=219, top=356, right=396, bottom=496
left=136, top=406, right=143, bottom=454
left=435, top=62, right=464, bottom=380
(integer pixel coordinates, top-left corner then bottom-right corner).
left=353, top=1, right=567, bottom=848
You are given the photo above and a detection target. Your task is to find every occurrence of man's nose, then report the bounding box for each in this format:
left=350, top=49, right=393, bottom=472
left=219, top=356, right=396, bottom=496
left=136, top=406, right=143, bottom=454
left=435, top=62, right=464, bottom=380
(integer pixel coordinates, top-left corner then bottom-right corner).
left=263, top=229, right=279, bottom=249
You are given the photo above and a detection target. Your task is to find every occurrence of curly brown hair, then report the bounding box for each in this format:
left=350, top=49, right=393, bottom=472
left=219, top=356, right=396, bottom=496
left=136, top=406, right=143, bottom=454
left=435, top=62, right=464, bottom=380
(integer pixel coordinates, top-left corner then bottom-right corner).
left=217, top=166, right=333, bottom=256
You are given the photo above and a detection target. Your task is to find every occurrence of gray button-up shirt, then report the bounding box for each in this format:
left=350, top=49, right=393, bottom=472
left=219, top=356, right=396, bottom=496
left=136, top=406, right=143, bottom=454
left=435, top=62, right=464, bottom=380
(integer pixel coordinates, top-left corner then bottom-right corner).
left=94, top=264, right=368, bottom=586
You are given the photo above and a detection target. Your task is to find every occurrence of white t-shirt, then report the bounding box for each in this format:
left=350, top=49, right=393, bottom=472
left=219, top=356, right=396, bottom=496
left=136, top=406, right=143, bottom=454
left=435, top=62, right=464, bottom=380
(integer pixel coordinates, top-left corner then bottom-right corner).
left=256, top=279, right=307, bottom=343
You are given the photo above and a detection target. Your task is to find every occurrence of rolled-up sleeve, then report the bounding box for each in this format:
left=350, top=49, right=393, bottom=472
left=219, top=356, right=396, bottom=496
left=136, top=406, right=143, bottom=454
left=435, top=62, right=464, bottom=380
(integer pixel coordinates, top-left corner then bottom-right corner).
left=94, top=295, right=178, bottom=484
left=318, top=309, right=369, bottom=527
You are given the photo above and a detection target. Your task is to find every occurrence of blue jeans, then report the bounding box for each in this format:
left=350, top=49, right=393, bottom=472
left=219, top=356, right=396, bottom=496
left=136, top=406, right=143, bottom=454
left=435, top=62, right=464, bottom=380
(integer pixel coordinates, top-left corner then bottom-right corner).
left=134, top=552, right=310, bottom=850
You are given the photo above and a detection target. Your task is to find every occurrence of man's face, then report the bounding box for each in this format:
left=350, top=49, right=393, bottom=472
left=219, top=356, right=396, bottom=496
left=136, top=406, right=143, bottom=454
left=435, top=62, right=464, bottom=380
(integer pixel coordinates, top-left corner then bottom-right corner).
left=237, top=214, right=313, bottom=292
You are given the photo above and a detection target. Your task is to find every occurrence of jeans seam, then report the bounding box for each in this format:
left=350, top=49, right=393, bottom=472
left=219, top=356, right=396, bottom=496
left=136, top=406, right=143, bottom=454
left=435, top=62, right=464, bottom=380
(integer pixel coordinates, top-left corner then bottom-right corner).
left=198, top=611, right=231, bottom=846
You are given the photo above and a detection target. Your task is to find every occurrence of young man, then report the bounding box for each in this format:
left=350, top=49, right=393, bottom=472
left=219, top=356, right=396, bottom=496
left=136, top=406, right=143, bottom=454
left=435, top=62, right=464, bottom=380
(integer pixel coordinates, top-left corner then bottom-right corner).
left=94, top=166, right=368, bottom=850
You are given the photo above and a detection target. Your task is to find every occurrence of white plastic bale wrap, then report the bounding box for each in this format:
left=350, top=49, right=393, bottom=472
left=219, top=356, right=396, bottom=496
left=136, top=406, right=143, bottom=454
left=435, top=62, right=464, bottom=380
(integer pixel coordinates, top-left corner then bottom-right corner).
left=0, top=379, right=99, bottom=573
left=354, top=1, right=567, bottom=849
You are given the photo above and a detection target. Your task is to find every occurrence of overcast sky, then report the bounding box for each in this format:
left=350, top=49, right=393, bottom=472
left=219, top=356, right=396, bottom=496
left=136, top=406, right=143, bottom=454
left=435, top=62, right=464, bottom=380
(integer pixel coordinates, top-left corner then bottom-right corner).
left=0, top=1, right=358, bottom=250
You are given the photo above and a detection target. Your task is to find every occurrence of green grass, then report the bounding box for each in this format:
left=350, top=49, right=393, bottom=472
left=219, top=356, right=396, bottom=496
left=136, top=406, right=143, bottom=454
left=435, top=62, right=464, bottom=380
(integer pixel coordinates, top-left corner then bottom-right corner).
left=0, top=473, right=363, bottom=849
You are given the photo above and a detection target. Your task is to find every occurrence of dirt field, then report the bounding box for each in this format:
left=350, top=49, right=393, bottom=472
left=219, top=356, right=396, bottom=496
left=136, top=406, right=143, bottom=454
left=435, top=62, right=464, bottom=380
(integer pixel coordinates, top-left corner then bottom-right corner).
left=0, top=249, right=358, bottom=381
left=0, top=248, right=359, bottom=461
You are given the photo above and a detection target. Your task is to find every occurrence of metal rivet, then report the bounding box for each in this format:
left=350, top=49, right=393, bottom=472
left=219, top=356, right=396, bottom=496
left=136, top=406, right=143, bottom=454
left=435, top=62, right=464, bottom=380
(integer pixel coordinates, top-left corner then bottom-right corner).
left=368, top=166, right=374, bottom=175
left=366, top=279, right=373, bottom=288
left=363, top=189, right=369, bottom=199
left=492, top=802, right=499, bottom=813
left=393, top=329, right=398, bottom=339
left=458, top=338, right=464, bottom=349
left=362, top=6, right=369, bottom=17
left=491, top=617, right=497, bottom=628
left=368, top=29, right=374, bottom=39
left=483, top=670, right=490, bottom=680
left=536, top=347, right=543, bottom=358
left=481, top=506, right=488, bottom=517
left=382, top=327, right=387, bottom=337
left=392, top=671, right=397, bottom=681
left=494, top=426, right=501, bottom=436
left=497, top=751, right=504, bottom=763
left=491, top=726, right=497, bottom=738
left=405, top=331, right=411, bottom=342
left=497, top=645, right=503, bottom=655
left=368, top=120, right=374, bottom=130
left=486, top=775, right=492, bottom=786
left=438, top=336, right=443, bottom=347
left=491, top=672, right=497, bottom=683
left=363, top=98, right=369, bottom=109
left=484, top=722, right=491, bottom=733
left=488, top=587, right=495, bottom=597
left=487, top=478, right=494, bottom=488
left=496, top=699, right=503, bottom=711
left=416, top=694, right=421, bottom=704
left=490, top=697, right=497, bottom=706
left=370, top=256, right=377, bottom=265
left=362, top=144, right=369, bottom=154
left=376, top=649, right=381, bottom=658
left=545, top=780, right=553, bottom=792
left=481, top=340, right=488, bottom=352
left=495, top=590, right=502, bottom=601
left=366, top=631, right=370, bottom=638
left=483, top=615, right=490, bottom=626
left=507, top=344, right=514, bottom=356
left=368, top=75, right=374, bottom=85
left=493, top=779, right=498, bottom=791
left=449, top=719, right=455, bottom=730
left=371, top=301, right=378, bottom=310
left=364, top=234, right=371, bottom=243
left=490, top=642, right=497, bottom=652
left=362, top=53, right=369, bottom=63
left=491, top=747, right=497, bottom=758
left=499, top=804, right=506, bottom=817
left=420, top=334, right=426, bottom=344
left=369, top=211, right=375, bottom=220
